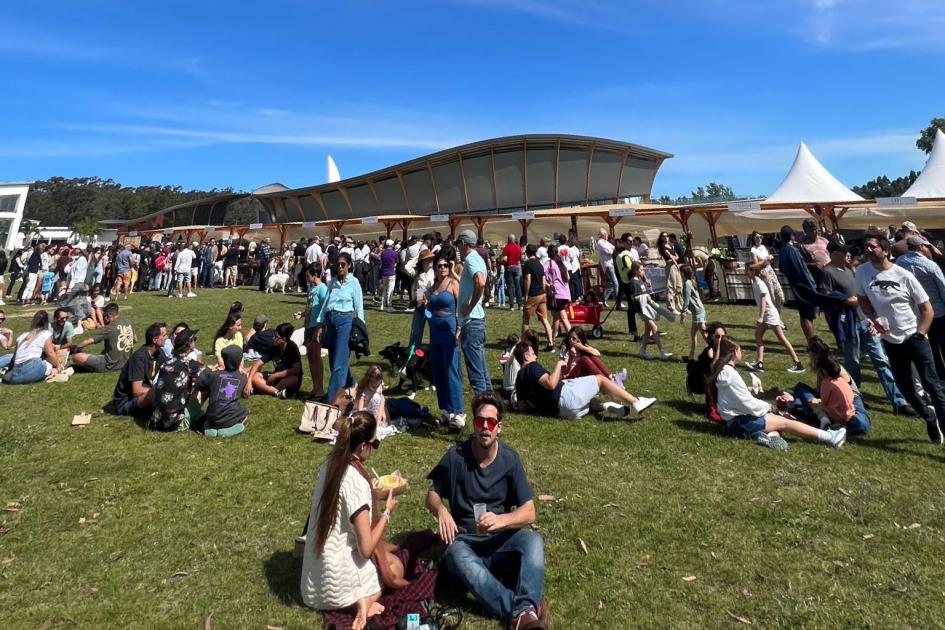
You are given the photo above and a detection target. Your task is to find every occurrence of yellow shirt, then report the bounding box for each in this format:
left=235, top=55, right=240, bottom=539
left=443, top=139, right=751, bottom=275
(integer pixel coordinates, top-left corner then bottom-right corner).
left=214, top=332, right=243, bottom=362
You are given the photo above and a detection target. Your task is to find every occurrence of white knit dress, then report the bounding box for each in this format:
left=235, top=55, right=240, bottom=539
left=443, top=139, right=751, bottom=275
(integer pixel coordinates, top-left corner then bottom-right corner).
left=300, top=463, right=381, bottom=610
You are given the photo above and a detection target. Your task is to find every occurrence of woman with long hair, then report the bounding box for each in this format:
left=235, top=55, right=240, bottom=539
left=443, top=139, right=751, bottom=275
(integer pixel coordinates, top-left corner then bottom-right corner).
left=300, top=411, right=396, bottom=629
left=749, top=231, right=784, bottom=312
left=678, top=265, right=707, bottom=361
left=632, top=262, right=674, bottom=361
left=2, top=310, right=65, bottom=384
left=428, top=252, right=465, bottom=428
left=212, top=313, right=243, bottom=369
left=544, top=244, right=571, bottom=343
left=657, top=231, right=683, bottom=313
left=710, top=336, right=845, bottom=450
left=295, top=263, right=327, bottom=398
left=561, top=326, right=627, bottom=387
left=315, top=252, right=364, bottom=402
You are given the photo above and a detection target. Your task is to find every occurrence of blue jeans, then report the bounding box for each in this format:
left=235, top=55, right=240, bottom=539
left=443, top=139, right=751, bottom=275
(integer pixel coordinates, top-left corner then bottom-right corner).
left=843, top=319, right=907, bottom=409
left=461, top=318, right=492, bottom=394
left=505, top=266, right=523, bottom=308
left=569, top=267, right=583, bottom=301
left=495, top=271, right=506, bottom=307
left=149, top=270, right=163, bottom=291
left=324, top=311, right=355, bottom=401
left=4, top=358, right=48, bottom=384
left=793, top=382, right=871, bottom=435
left=200, top=262, right=214, bottom=288
left=0, top=353, right=13, bottom=370
left=442, top=529, right=544, bottom=621
left=409, top=307, right=426, bottom=349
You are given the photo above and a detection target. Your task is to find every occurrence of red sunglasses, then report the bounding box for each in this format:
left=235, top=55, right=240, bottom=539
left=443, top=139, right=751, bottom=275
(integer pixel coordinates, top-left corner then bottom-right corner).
left=474, top=416, right=500, bottom=432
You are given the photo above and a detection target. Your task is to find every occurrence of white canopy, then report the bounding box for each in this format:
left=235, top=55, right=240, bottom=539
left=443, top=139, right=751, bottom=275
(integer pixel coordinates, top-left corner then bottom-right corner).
left=768, top=142, right=863, bottom=202
left=903, top=128, right=945, bottom=199
left=327, top=155, right=341, bottom=183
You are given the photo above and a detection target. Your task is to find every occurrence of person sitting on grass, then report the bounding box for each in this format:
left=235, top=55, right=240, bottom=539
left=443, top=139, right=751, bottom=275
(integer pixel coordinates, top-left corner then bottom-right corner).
left=745, top=264, right=804, bottom=374
left=195, top=344, right=248, bottom=437
left=150, top=328, right=206, bottom=431
left=350, top=365, right=388, bottom=426
left=81, top=284, right=105, bottom=330
left=212, top=313, right=243, bottom=370
left=678, top=264, right=707, bottom=362
left=50, top=307, right=75, bottom=351
left=0, top=310, right=13, bottom=368
left=72, top=302, right=135, bottom=373
left=244, top=314, right=276, bottom=359
left=426, top=392, right=551, bottom=630
left=112, top=322, right=167, bottom=417
left=513, top=340, right=655, bottom=420
left=789, top=337, right=871, bottom=435
left=711, top=336, right=846, bottom=451
left=162, top=322, right=203, bottom=363
left=685, top=322, right=727, bottom=422
left=560, top=326, right=627, bottom=388
left=300, top=410, right=396, bottom=630
left=244, top=322, right=303, bottom=398
left=1, top=311, right=66, bottom=384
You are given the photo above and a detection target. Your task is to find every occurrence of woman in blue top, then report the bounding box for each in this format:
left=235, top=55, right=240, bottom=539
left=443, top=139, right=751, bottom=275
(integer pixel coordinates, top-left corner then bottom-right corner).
left=315, top=252, right=364, bottom=403
left=428, top=252, right=465, bottom=429
left=296, top=262, right=329, bottom=399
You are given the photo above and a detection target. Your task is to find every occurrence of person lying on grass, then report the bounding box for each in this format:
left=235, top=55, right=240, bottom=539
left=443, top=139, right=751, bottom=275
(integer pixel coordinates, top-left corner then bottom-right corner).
left=300, top=410, right=396, bottom=630
left=426, top=392, right=551, bottom=630
left=560, top=326, right=627, bottom=388
left=789, top=336, right=871, bottom=435
left=512, top=340, right=655, bottom=420
left=711, top=336, right=846, bottom=451
left=243, top=322, right=303, bottom=399
left=745, top=264, right=804, bottom=374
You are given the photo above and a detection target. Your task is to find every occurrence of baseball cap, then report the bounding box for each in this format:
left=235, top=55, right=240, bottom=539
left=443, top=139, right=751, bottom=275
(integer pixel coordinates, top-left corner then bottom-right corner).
left=906, top=235, right=930, bottom=250
left=385, top=239, right=394, bottom=247
left=456, top=229, right=477, bottom=246
left=826, top=239, right=848, bottom=254
left=253, top=313, right=269, bottom=327
left=173, top=328, right=198, bottom=351
left=902, top=221, right=918, bottom=232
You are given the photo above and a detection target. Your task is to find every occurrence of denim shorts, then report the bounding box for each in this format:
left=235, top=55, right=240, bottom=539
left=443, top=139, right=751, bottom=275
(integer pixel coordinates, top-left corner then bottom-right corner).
left=724, top=414, right=767, bottom=439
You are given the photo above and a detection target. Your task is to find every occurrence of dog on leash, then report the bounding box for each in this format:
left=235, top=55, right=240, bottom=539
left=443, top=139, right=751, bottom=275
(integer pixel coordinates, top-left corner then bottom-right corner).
left=379, top=341, right=434, bottom=393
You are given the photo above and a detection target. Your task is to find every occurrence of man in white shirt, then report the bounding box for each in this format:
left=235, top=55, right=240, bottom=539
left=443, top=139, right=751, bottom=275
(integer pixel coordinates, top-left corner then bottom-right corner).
left=536, top=237, right=549, bottom=264
left=856, top=234, right=945, bottom=444
left=562, top=233, right=583, bottom=301
left=595, top=228, right=618, bottom=306
left=173, top=243, right=197, bottom=299
left=304, top=237, right=323, bottom=266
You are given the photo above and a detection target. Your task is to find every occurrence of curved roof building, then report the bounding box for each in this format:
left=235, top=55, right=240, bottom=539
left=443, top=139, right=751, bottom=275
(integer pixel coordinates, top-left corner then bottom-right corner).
left=254, top=134, right=672, bottom=223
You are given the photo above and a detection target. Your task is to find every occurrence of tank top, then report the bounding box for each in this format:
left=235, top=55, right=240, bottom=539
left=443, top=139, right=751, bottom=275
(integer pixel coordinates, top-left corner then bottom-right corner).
left=429, top=287, right=456, bottom=318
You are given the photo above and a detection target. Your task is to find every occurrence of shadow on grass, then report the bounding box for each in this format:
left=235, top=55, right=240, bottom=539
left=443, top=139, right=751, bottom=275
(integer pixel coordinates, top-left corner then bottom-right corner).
left=672, top=419, right=727, bottom=439
left=264, top=550, right=304, bottom=607
left=854, top=437, right=945, bottom=464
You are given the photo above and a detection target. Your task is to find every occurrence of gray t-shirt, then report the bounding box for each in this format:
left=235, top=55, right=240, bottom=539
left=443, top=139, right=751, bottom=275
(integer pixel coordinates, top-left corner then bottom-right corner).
left=91, top=317, right=135, bottom=370
left=820, top=265, right=865, bottom=320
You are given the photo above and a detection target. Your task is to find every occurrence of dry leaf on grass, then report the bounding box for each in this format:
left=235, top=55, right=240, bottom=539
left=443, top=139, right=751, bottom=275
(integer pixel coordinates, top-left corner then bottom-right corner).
left=726, top=610, right=751, bottom=624
left=171, top=571, right=189, bottom=578
left=907, top=523, right=921, bottom=529
left=204, top=612, right=213, bottom=630
left=863, top=534, right=874, bottom=540
left=742, top=589, right=753, bottom=598
left=638, top=554, right=651, bottom=569
left=578, top=538, right=589, bottom=555
left=597, top=600, right=604, bottom=610
left=682, top=575, right=697, bottom=582
left=838, top=487, right=852, bottom=497
left=537, top=495, right=555, bottom=502
left=78, top=517, right=86, bottom=524
left=266, top=626, right=286, bottom=630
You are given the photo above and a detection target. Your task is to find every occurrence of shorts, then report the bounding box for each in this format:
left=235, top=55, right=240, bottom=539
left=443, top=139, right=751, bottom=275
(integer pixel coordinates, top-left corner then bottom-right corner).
left=691, top=308, right=707, bottom=324
left=523, top=294, right=548, bottom=321
left=553, top=298, right=570, bottom=312
left=557, top=375, right=600, bottom=420
left=263, top=371, right=301, bottom=397
left=118, top=271, right=132, bottom=285
left=304, top=326, right=322, bottom=345
left=797, top=301, right=818, bottom=322
left=724, top=414, right=767, bottom=439
left=174, top=271, right=189, bottom=285
left=79, top=353, right=109, bottom=373
left=115, top=396, right=146, bottom=417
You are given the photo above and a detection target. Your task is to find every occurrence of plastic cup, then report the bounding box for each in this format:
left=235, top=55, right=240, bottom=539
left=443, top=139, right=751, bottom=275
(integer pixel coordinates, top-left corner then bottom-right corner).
left=473, top=503, right=487, bottom=534
left=876, top=316, right=889, bottom=331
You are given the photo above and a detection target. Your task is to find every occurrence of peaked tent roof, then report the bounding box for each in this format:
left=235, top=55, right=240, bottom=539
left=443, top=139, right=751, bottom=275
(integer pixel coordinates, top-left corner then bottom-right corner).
left=767, top=142, right=863, bottom=203
left=903, top=128, right=945, bottom=199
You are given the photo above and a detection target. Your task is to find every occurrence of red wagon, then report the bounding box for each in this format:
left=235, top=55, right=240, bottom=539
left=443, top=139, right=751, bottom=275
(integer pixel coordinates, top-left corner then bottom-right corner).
left=566, top=292, right=615, bottom=339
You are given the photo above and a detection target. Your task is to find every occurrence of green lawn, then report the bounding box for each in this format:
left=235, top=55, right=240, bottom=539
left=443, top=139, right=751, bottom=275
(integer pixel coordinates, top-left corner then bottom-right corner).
left=1, top=287, right=944, bottom=629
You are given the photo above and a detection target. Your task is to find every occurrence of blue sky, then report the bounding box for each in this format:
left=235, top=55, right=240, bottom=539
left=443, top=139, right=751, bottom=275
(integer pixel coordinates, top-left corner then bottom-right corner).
left=1, top=0, right=943, bottom=199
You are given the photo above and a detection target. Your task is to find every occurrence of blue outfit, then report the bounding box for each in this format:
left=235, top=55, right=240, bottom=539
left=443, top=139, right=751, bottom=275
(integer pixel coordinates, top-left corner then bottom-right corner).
left=428, top=439, right=543, bottom=621
left=459, top=250, right=492, bottom=393
left=428, top=288, right=463, bottom=414
left=896, top=251, right=945, bottom=317
left=304, top=283, right=329, bottom=344
left=317, top=276, right=364, bottom=401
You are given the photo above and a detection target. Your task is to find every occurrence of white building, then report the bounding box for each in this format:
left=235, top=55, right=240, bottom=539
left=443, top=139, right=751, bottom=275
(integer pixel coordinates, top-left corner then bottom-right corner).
left=0, top=182, right=31, bottom=252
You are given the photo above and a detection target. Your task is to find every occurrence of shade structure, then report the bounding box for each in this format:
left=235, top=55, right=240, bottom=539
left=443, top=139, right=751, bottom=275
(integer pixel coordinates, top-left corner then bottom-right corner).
left=768, top=142, right=863, bottom=203
left=903, top=128, right=945, bottom=199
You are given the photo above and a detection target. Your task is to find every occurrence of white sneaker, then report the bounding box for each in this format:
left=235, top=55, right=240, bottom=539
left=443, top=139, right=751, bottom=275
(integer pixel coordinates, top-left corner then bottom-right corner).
left=186, top=292, right=197, bottom=298
left=448, top=413, right=467, bottom=430
left=0, top=300, right=5, bottom=306
left=827, top=427, right=846, bottom=448
left=660, top=351, right=673, bottom=361
left=632, top=397, right=657, bottom=414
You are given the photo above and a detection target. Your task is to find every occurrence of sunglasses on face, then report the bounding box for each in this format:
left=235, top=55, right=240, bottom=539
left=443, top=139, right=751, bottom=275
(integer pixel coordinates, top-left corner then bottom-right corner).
left=338, top=261, right=349, bottom=267
left=474, top=416, right=500, bottom=432
left=436, top=263, right=450, bottom=269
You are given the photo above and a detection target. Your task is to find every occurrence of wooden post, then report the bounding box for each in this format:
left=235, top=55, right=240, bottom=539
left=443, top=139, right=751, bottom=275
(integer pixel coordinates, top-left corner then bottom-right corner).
left=474, top=217, right=488, bottom=241
left=399, top=219, right=410, bottom=241
left=278, top=224, right=289, bottom=249
left=448, top=217, right=461, bottom=239
left=570, top=215, right=578, bottom=241
left=518, top=219, right=532, bottom=244
left=604, top=217, right=622, bottom=240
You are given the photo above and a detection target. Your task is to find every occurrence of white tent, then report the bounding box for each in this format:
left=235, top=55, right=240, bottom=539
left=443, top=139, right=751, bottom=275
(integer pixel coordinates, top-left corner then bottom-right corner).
left=327, top=155, right=341, bottom=183
left=767, top=141, right=863, bottom=203
left=903, top=128, right=945, bottom=199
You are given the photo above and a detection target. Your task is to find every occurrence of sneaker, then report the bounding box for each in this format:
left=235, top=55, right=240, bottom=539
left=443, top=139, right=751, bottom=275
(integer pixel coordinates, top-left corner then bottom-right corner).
left=601, top=402, right=630, bottom=418
left=274, top=389, right=286, bottom=399
left=925, top=407, right=943, bottom=444
left=756, top=432, right=789, bottom=451
left=787, top=362, right=805, bottom=374
left=827, top=427, right=847, bottom=448
left=509, top=606, right=543, bottom=630
left=639, top=350, right=654, bottom=361
left=632, top=396, right=656, bottom=414
left=0, top=300, right=5, bottom=306
left=745, top=361, right=764, bottom=372
left=543, top=345, right=555, bottom=353
left=660, top=351, right=673, bottom=361
left=448, top=413, right=466, bottom=432
left=186, top=292, right=197, bottom=298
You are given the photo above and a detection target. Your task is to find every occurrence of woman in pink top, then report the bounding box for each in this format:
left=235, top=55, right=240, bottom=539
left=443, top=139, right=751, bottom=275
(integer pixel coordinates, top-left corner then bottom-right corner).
left=544, top=245, right=572, bottom=344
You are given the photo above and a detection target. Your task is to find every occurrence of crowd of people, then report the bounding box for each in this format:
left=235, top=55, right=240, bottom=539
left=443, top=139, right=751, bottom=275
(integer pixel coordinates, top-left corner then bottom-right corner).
left=3, top=216, right=945, bottom=629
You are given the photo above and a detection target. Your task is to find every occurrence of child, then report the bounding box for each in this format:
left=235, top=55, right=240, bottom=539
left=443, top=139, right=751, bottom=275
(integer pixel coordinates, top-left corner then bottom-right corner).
left=40, top=270, right=56, bottom=304
left=351, top=365, right=430, bottom=436
left=195, top=344, right=248, bottom=437
left=632, top=262, right=673, bottom=361
left=500, top=333, right=522, bottom=400
left=711, top=336, right=845, bottom=450
left=746, top=265, right=804, bottom=374
left=295, top=263, right=327, bottom=399
left=791, top=337, right=871, bottom=435
left=678, top=265, right=707, bottom=361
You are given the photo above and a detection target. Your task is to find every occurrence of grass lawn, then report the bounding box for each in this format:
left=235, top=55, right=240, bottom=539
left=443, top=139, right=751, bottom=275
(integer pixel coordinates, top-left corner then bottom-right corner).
left=1, top=287, right=944, bottom=629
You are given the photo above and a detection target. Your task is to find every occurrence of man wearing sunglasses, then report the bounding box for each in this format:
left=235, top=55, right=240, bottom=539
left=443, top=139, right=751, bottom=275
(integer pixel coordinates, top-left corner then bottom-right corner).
left=426, top=392, right=549, bottom=630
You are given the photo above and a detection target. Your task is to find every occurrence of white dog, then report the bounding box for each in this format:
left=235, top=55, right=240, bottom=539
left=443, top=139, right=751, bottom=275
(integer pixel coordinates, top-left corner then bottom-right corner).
left=266, top=259, right=290, bottom=293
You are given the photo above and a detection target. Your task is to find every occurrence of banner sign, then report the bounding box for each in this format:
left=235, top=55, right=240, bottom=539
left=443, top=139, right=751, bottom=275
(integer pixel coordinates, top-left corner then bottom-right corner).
left=608, top=208, right=636, bottom=217
left=361, top=216, right=379, bottom=224
left=302, top=221, right=316, bottom=228
left=163, top=228, right=174, bottom=235
left=249, top=223, right=264, bottom=230
left=430, top=214, right=449, bottom=222
left=128, top=230, right=138, bottom=237
left=512, top=211, right=535, bottom=221
left=728, top=201, right=762, bottom=212
left=876, top=197, right=917, bottom=207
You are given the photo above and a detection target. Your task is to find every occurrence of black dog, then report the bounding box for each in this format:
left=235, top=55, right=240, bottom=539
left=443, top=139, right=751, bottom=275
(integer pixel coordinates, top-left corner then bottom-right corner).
left=379, top=341, right=434, bottom=393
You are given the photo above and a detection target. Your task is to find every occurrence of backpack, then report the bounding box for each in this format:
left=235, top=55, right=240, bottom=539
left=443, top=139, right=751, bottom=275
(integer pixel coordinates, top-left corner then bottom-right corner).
left=154, top=254, right=166, bottom=271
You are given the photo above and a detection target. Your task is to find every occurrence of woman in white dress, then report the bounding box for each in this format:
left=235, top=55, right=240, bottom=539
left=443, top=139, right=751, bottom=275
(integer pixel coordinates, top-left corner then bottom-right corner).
left=749, top=231, right=784, bottom=312
left=300, top=410, right=397, bottom=629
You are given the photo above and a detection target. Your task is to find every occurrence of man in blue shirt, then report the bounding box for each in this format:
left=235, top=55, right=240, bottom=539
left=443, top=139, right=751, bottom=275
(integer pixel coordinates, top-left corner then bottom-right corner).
left=896, top=236, right=945, bottom=379
left=255, top=237, right=273, bottom=292
left=426, top=392, right=549, bottom=630
left=457, top=230, right=492, bottom=413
